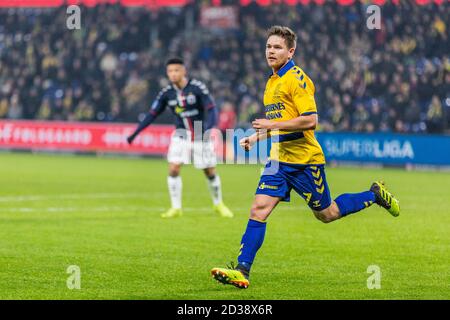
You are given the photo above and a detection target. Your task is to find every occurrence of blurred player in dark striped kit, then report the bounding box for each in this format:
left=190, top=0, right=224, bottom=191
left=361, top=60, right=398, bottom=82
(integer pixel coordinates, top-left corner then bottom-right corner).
left=127, top=58, right=233, bottom=218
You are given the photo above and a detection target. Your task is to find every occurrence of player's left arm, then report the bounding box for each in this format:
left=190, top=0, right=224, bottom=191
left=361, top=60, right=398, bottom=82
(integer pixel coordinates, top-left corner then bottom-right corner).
left=127, top=90, right=167, bottom=144
left=198, top=83, right=218, bottom=131
left=253, top=74, right=318, bottom=131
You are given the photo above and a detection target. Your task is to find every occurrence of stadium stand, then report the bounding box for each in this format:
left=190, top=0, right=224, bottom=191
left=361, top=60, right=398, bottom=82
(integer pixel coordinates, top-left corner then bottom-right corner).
left=0, top=1, right=448, bottom=133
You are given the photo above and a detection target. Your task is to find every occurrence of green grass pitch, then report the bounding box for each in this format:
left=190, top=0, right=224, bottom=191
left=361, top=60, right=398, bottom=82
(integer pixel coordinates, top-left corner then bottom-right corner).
left=0, top=152, right=449, bottom=299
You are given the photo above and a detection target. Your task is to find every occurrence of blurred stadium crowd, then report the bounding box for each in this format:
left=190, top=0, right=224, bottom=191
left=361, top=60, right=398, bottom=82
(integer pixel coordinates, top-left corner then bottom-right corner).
left=0, top=1, right=448, bottom=133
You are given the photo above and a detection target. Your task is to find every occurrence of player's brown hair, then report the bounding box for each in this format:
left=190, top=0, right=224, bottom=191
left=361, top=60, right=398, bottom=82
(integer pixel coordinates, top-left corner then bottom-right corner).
left=267, top=26, right=297, bottom=49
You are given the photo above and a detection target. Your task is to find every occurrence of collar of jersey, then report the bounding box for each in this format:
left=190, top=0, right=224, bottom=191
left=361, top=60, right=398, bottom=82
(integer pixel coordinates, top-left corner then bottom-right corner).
left=173, top=78, right=191, bottom=91
left=271, top=59, right=295, bottom=78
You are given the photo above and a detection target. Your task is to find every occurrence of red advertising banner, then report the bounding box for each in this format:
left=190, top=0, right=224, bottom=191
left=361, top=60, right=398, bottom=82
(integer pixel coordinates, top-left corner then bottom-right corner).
left=0, top=120, right=174, bottom=155
left=200, top=6, right=239, bottom=29
left=0, top=0, right=191, bottom=7
left=0, top=0, right=446, bottom=7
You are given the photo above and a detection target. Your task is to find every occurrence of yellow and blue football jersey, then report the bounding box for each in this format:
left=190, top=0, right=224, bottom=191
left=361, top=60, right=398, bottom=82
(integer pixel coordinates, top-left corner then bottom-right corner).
left=264, top=59, right=325, bottom=165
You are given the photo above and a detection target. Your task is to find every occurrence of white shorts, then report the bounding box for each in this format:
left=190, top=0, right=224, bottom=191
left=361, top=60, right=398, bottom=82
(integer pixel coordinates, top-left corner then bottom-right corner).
left=167, top=135, right=217, bottom=169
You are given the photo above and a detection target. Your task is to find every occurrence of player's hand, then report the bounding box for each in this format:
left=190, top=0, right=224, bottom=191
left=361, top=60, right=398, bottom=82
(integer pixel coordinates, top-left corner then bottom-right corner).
left=252, top=118, right=275, bottom=130
left=239, top=135, right=257, bottom=151
left=127, top=134, right=136, bottom=145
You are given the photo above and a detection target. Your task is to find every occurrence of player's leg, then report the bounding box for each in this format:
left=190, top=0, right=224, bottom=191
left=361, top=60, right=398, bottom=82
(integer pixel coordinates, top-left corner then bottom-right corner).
left=291, top=165, right=399, bottom=223
left=290, top=165, right=368, bottom=223
left=163, top=135, right=189, bottom=218
left=202, top=167, right=233, bottom=218
left=211, top=194, right=280, bottom=288
left=304, top=165, right=400, bottom=221
left=317, top=190, right=378, bottom=222
left=310, top=168, right=375, bottom=223
left=193, top=138, right=233, bottom=217
left=238, top=194, right=281, bottom=272
left=312, top=201, right=342, bottom=223
left=287, top=164, right=335, bottom=222
left=203, top=167, right=220, bottom=203
left=314, top=180, right=400, bottom=222
left=331, top=181, right=400, bottom=218
left=211, top=160, right=289, bottom=288
left=162, top=162, right=183, bottom=218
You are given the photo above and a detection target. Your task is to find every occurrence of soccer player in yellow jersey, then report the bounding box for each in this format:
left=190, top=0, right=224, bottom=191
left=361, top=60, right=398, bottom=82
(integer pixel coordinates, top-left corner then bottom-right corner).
left=211, top=26, right=400, bottom=289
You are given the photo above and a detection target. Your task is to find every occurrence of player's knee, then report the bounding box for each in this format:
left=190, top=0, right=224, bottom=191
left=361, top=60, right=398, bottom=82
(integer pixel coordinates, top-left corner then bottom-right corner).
left=314, top=207, right=340, bottom=224
left=203, top=167, right=216, bottom=178
left=168, top=167, right=180, bottom=177
left=316, top=212, right=333, bottom=223
left=169, top=171, right=179, bottom=177
left=250, top=202, right=270, bottom=221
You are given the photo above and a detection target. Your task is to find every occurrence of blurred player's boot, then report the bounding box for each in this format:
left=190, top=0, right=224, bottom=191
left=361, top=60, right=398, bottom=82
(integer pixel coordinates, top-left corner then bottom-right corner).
left=214, top=202, right=234, bottom=218
left=211, top=264, right=249, bottom=289
left=370, top=181, right=400, bottom=217
left=161, top=208, right=182, bottom=218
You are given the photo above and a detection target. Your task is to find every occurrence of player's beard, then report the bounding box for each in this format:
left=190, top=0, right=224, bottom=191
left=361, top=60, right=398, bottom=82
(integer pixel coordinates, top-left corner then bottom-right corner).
left=267, top=57, right=278, bottom=69
left=269, top=58, right=287, bottom=72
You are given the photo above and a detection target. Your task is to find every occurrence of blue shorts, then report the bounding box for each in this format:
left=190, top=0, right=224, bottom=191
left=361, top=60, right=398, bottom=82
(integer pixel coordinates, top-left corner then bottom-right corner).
left=255, top=161, right=332, bottom=211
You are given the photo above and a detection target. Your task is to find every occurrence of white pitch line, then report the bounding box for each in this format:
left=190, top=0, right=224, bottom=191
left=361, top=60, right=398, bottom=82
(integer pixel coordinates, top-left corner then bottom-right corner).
left=0, top=206, right=228, bottom=213
left=1, top=206, right=159, bottom=213
left=0, top=192, right=160, bottom=203
left=0, top=205, right=307, bottom=213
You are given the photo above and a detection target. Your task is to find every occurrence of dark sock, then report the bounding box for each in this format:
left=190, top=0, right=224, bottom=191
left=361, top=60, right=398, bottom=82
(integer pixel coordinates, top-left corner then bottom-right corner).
left=237, top=219, right=267, bottom=275
left=335, top=191, right=376, bottom=216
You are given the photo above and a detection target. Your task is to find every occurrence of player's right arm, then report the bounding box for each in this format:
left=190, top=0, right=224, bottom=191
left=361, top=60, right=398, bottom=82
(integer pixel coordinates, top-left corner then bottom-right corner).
left=239, top=130, right=269, bottom=151
left=127, top=90, right=167, bottom=144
